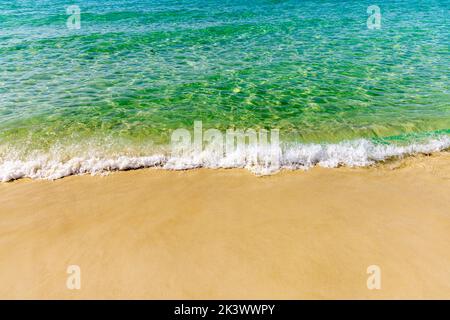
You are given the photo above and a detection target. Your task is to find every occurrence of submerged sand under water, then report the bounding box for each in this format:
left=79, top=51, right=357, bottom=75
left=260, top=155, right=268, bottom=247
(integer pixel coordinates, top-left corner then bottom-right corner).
left=0, top=152, right=449, bottom=299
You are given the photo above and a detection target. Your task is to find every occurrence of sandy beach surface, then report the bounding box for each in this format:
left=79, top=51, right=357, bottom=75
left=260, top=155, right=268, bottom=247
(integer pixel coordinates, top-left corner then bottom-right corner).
left=0, top=153, right=449, bottom=299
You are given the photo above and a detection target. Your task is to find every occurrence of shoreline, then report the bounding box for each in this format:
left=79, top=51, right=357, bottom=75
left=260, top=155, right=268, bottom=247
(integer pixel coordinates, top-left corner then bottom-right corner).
left=1, top=134, right=449, bottom=182
left=0, top=152, right=449, bottom=299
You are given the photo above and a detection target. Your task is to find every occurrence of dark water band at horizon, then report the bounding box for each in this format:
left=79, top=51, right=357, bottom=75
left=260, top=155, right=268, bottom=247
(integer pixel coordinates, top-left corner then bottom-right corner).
left=0, top=0, right=449, bottom=180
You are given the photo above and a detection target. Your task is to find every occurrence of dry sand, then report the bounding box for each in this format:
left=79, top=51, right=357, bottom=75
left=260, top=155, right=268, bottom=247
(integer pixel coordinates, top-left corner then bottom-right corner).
left=0, top=153, right=449, bottom=299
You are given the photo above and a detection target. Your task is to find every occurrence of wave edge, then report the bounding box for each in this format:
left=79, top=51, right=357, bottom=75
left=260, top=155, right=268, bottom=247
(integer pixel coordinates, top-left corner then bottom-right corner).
left=1, top=135, right=449, bottom=182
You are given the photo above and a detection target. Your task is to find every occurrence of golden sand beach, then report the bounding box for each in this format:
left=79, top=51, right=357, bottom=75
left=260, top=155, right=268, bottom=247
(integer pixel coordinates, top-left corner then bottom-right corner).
left=0, top=153, right=449, bottom=299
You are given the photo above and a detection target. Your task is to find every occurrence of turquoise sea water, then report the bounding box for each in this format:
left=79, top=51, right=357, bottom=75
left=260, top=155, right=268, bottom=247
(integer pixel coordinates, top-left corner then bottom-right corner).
left=0, top=0, right=449, bottom=179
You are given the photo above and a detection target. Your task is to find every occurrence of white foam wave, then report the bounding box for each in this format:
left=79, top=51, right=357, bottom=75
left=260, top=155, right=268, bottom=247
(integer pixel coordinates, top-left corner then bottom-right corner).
left=0, top=155, right=165, bottom=182
left=0, top=135, right=449, bottom=182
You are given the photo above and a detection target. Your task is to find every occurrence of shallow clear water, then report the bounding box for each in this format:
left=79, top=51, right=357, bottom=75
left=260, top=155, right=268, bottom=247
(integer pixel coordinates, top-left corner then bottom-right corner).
left=0, top=0, right=449, bottom=179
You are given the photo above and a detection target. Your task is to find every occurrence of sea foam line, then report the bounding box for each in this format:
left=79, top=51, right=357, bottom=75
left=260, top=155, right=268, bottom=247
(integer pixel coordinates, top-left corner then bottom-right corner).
left=0, top=135, right=449, bottom=182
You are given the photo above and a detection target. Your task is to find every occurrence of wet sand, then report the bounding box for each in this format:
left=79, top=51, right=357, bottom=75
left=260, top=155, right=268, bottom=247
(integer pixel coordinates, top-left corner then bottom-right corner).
left=0, top=153, right=449, bottom=299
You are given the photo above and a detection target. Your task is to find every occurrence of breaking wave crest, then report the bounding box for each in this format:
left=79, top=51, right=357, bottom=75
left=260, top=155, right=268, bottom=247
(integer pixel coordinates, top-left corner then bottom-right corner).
left=0, top=135, right=449, bottom=182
